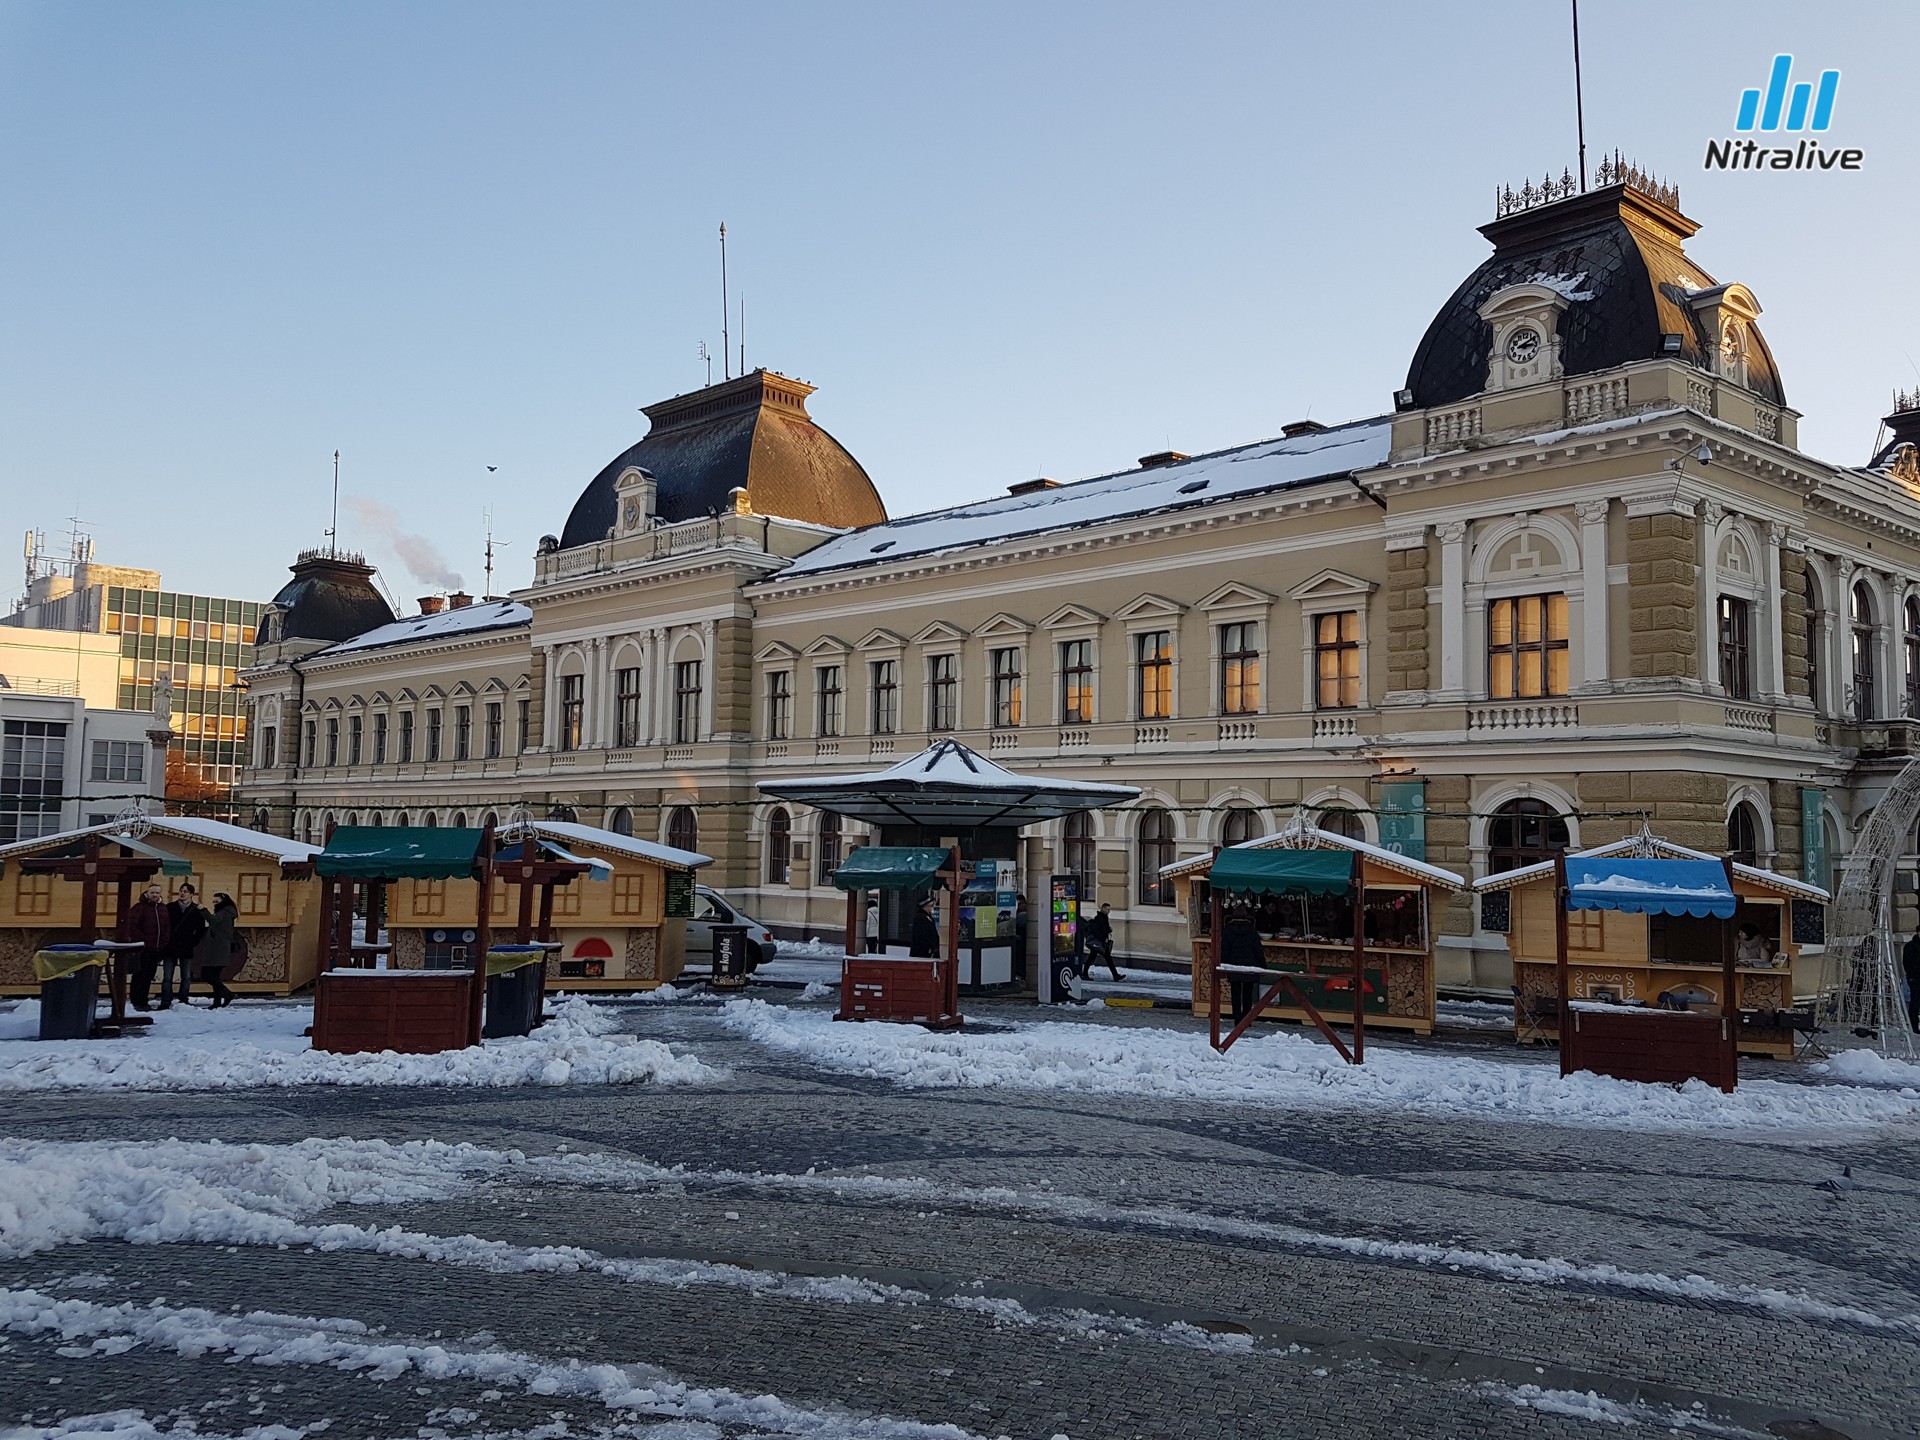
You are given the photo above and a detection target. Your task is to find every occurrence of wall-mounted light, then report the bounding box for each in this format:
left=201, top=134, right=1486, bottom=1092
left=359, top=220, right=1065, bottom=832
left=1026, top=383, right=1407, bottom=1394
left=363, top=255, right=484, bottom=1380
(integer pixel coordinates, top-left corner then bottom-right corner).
left=1659, top=334, right=1685, bottom=354
left=1394, top=388, right=1416, bottom=410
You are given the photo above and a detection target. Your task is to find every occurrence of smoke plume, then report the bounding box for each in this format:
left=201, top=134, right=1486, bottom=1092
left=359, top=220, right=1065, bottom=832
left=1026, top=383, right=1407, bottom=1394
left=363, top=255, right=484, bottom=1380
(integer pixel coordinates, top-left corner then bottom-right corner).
left=343, top=496, right=465, bottom=589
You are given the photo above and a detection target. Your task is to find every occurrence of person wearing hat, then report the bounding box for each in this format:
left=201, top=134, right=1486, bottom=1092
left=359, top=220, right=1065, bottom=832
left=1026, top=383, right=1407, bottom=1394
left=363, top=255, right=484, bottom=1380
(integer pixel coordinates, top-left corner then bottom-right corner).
left=909, top=894, right=941, bottom=958
left=196, top=892, right=240, bottom=1008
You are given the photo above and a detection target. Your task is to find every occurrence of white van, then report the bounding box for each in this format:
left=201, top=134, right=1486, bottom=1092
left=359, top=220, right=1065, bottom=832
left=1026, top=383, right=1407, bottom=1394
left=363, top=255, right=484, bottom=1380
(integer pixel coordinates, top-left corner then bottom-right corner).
left=684, top=886, right=778, bottom=971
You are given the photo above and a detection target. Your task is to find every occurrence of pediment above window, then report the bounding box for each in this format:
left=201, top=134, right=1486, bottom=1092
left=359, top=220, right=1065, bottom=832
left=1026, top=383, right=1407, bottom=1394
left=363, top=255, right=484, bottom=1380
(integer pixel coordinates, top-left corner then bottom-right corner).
left=803, top=634, right=851, bottom=658
left=855, top=627, right=907, bottom=651
left=975, top=611, right=1033, bottom=638
left=1285, top=568, right=1376, bottom=604
left=1198, top=582, right=1275, bottom=612
left=755, top=640, right=800, bottom=663
left=1041, top=603, right=1106, bottom=629
left=1114, top=593, right=1186, bottom=623
left=913, top=620, right=970, bottom=644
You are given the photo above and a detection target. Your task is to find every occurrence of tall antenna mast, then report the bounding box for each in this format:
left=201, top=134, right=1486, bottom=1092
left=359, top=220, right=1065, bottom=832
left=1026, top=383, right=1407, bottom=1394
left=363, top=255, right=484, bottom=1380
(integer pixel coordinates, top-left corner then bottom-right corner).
left=699, top=340, right=711, bottom=386
left=326, top=450, right=341, bottom=554
left=739, top=294, right=745, bottom=376
left=1571, top=0, right=1589, bottom=191
left=719, top=222, right=730, bottom=381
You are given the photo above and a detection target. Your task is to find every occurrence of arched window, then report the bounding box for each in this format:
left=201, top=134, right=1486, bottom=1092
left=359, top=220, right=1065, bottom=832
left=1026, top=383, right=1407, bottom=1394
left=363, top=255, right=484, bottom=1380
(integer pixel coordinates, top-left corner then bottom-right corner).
left=366, top=813, right=382, bottom=828
left=1221, top=806, right=1262, bottom=848
left=1905, top=598, right=1920, bottom=718
left=343, top=812, right=358, bottom=827
left=393, top=812, right=410, bottom=828
left=1486, top=799, right=1569, bottom=874
left=481, top=811, right=498, bottom=830
left=1727, top=802, right=1762, bottom=866
left=766, top=808, right=791, bottom=884
left=817, top=811, right=843, bottom=886
left=452, top=812, right=468, bottom=829
left=547, top=805, right=577, bottom=823
left=1316, top=807, right=1365, bottom=841
left=1136, top=809, right=1175, bottom=906
left=252, top=807, right=271, bottom=833
left=667, top=806, right=698, bottom=854
left=1063, top=812, right=1096, bottom=902
left=608, top=806, right=634, bottom=837
left=1805, top=571, right=1824, bottom=714
left=1852, top=581, right=1877, bottom=718
left=422, top=813, right=438, bottom=828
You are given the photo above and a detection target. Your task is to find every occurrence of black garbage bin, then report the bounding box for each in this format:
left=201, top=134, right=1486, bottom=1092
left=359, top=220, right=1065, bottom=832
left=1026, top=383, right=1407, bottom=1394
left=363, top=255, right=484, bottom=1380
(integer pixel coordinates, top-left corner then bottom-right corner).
left=483, top=956, right=544, bottom=1038
left=710, top=924, right=750, bottom=989
left=39, top=956, right=103, bottom=1041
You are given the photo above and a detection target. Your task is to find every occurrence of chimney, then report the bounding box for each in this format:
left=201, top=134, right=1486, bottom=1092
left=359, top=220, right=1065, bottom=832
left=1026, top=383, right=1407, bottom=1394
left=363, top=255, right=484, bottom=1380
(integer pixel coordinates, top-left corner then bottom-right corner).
left=418, top=595, right=445, bottom=616
left=1282, top=420, right=1328, bottom=438
left=447, top=591, right=473, bottom=610
left=1006, top=477, right=1060, bottom=496
left=1137, top=450, right=1190, bottom=469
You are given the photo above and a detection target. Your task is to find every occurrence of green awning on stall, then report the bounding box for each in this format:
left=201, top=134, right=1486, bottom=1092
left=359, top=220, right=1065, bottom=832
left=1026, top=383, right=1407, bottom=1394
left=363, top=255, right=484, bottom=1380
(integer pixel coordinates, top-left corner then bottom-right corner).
left=315, top=826, right=485, bottom=881
left=1208, top=847, right=1356, bottom=897
left=831, top=846, right=953, bottom=892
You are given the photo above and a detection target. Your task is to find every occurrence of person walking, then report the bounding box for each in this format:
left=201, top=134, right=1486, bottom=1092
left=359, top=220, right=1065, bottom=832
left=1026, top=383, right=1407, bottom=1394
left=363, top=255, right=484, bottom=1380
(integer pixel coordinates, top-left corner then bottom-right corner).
left=122, top=883, right=170, bottom=1011
left=865, top=897, right=882, bottom=953
left=1013, top=895, right=1031, bottom=984
left=159, top=882, right=208, bottom=1009
left=1902, top=927, right=1920, bottom=1031
left=1083, top=901, right=1121, bottom=981
left=197, top=892, right=240, bottom=1008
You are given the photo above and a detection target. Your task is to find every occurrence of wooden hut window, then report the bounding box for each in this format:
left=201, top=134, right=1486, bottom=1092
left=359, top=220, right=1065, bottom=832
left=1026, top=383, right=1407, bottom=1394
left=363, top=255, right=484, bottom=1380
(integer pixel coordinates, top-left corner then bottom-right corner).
left=1360, top=886, right=1426, bottom=950
left=1568, top=908, right=1604, bottom=950
left=15, top=872, right=52, bottom=916
left=237, top=872, right=272, bottom=916
left=612, top=874, right=645, bottom=916
left=413, top=879, right=447, bottom=917
left=552, top=882, right=581, bottom=917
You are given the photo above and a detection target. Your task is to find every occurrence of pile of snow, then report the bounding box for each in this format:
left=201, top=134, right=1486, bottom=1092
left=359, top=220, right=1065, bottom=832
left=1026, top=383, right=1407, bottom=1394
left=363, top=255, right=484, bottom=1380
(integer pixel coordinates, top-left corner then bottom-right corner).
left=0, top=996, right=716, bottom=1094
left=717, top=1000, right=1920, bottom=1136
left=1815, top=1047, right=1920, bottom=1090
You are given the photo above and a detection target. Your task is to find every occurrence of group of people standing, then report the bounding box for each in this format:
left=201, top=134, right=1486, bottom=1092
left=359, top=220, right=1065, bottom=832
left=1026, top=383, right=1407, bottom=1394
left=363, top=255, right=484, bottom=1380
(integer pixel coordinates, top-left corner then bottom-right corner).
left=119, top=882, right=244, bottom=1009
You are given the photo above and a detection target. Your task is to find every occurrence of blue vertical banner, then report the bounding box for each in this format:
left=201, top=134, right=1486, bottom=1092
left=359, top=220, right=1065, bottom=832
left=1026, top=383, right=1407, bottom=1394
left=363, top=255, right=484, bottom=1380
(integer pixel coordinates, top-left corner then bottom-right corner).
left=1377, top=780, right=1427, bottom=861
left=1801, top=786, right=1827, bottom=889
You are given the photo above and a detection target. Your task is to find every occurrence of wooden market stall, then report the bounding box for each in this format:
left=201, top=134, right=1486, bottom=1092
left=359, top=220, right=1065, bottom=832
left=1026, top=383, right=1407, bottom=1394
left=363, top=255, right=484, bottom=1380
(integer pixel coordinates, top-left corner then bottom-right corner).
left=0, top=816, right=322, bottom=1003
left=831, top=845, right=965, bottom=1028
left=1475, top=833, right=1830, bottom=1072
left=1168, top=815, right=1466, bottom=1043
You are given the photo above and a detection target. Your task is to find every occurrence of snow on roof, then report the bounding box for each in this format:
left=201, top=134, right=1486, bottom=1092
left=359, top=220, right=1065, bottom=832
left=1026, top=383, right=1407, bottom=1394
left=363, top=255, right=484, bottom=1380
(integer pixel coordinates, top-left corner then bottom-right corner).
left=531, top=820, right=710, bottom=873
left=1474, top=835, right=1830, bottom=902
left=1159, top=819, right=1465, bottom=891
left=0, top=816, right=319, bottom=865
left=772, top=418, right=1392, bottom=580
left=789, top=739, right=1136, bottom=797
left=317, top=600, right=531, bottom=658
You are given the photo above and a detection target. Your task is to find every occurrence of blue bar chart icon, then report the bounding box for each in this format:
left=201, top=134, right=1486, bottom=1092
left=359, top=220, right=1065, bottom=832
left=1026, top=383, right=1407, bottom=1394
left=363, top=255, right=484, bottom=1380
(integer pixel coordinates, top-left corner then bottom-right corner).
left=1737, top=55, right=1840, bottom=132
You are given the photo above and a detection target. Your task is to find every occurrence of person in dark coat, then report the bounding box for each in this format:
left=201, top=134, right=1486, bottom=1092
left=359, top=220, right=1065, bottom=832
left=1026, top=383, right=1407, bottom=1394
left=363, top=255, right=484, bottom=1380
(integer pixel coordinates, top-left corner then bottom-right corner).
left=196, top=893, right=239, bottom=1008
left=909, top=896, right=942, bottom=958
left=122, top=883, right=170, bottom=1011
left=1012, top=896, right=1030, bottom=983
left=159, top=882, right=208, bottom=1009
left=1219, top=901, right=1266, bottom=1023
left=1903, top=928, right=1920, bottom=1030
left=1083, top=902, right=1120, bottom=980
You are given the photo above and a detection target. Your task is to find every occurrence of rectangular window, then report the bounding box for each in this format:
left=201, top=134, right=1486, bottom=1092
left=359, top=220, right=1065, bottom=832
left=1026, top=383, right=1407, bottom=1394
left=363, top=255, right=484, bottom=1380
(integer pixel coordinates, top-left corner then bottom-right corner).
left=485, top=702, right=502, bottom=758
left=324, top=717, right=339, bottom=767
left=89, top=739, right=145, bottom=784
left=1487, top=594, right=1569, bottom=700
left=372, top=713, right=387, bottom=764
left=612, top=873, right=646, bottom=916
left=16, top=872, right=52, bottom=916
left=412, top=878, right=447, bottom=917
left=991, top=647, right=1023, bottom=727
left=0, top=719, right=67, bottom=844
left=1314, top=611, right=1362, bottom=709
left=399, top=711, right=415, bottom=763
left=237, top=872, right=272, bottom=916
left=1060, top=639, right=1094, bottom=724
left=260, top=724, right=277, bottom=769
left=348, top=714, right=364, bottom=765
left=674, top=660, right=703, bottom=744
left=816, top=665, right=843, bottom=736
left=516, top=697, right=531, bottom=752
left=767, top=670, right=792, bottom=740
left=870, top=660, right=898, bottom=734
left=928, top=654, right=958, bottom=731
left=615, top=668, right=642, bottom=747
left=1219, top=622, right=1261, bottom=715
left=426, top=708, right=442, bottom=761
left=303, top=720, right=316, bottom=768
left=454, top=704, right=472, bottom=761
left=1718, top=595, right=1752, bottom=700
left=1135, top=631, right=1173, bottom=720
left=558, top=676, right=583, bottom=752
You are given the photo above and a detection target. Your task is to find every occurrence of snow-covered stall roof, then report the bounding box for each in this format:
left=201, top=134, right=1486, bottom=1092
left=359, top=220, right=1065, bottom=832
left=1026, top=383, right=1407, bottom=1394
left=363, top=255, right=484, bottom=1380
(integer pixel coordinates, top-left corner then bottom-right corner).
left=0, top=816, right=320, bottom=867
left=1159, top=812, right=1465, bottom=891
left=530, top=820, right=711, bottom=873
left=772, top=418, right=1392, bottom=580
left=316, top=600, right=530, bottom=658
left=1473, top=832, right=1829, bottom=902
left=758, top=739, right=1139, bottom=829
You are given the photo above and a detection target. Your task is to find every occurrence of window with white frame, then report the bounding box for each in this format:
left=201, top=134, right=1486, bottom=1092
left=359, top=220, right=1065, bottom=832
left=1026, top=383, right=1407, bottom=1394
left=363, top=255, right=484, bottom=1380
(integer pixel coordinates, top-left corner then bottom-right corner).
left=869, top=660, right=898, bottom=734
left=90, top=739, right=144, bottom=784
left=1718, top=596, right=1752, bottom=700
left=1219, top=622, right=1261, bottom=715
left=1135, top=631, right=1173, bottom=720
left=372, top=712, right=387, bottom=764
left=816, top=665, right=843, bottom=737
left=927, top=654, right=957, bottom=731
left=616, top=667, right=643, bottom=746
left=673, top=660, right=703, bottom=744
left=766, top=670, right=792, bottom=740
left=1487, top=594, right=1568, bottom=700
left=990, top=647, right=1023, bottom=727
left=1059, top=639, right=1094, bottom=724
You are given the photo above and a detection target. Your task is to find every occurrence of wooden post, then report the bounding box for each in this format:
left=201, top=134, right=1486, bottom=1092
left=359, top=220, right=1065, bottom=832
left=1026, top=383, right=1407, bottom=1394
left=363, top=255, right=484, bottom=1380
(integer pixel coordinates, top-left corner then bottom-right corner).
left=469, top=822, right=496, bottom=1048
left=363, top=882, right=380, bottom=951
left=78, top=835, right=101, bottom=941
left=1720, top=856, right=1739, bottom=1094
left=516, top=857, right=536, bottom=943
left=536, top=879, right=556, bottom=942
left=843, top=887, right=858, bottom=957
left=317, top=876, right=337, bottom=974
left=1555, top=852, right=1572, bottom=1078
left=334, top=880, right=357, bottom=969
left=1208, top=876, right=1225, bottom=1051
left=944, top=846, right=961, bottom=1024
left=1349, top=848, right=1366, bottom=1065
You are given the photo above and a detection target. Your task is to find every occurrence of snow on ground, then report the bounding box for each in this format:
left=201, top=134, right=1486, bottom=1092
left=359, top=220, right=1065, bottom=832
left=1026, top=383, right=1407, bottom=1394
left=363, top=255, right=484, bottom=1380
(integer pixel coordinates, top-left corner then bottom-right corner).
left=1815, top=1046, right=1920, bottom=1089
left=0, top=996, right=716, bottom=1094
left=717, top=999, right=1920, bottom=1137
left=752, top=939, right=845, bottom=986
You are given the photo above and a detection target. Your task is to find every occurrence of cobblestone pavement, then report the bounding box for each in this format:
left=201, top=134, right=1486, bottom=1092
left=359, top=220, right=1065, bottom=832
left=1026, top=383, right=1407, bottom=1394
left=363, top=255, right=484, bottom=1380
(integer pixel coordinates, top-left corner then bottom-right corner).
left=3, top=992, right=1917, bottom=1439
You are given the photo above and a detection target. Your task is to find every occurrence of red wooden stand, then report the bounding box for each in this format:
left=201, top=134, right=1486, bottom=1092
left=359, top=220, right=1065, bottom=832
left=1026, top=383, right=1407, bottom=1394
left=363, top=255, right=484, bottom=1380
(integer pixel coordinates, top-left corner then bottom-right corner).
left=1561, top=1004, right=1734, bottom=1090
left=312, top=970, right=474, bottom=1054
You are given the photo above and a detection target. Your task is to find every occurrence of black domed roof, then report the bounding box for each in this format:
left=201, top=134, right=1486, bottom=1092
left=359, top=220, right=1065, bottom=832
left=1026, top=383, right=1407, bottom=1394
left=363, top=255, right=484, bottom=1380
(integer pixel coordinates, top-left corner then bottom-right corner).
left=1404, top=181, right=1785, bottom=410
left=265, top=551, right=396, bottom=644
left=560, top=369, right=885, bottom=549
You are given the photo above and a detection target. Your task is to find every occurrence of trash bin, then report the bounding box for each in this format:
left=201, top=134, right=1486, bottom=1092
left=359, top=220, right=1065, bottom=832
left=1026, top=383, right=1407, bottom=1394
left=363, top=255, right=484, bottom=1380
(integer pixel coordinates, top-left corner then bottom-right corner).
left=482, top=947, right=546, bottom=1038
left=710, top=924, right=750, bottom=989
left=36, top=949, right=105, bottom=1040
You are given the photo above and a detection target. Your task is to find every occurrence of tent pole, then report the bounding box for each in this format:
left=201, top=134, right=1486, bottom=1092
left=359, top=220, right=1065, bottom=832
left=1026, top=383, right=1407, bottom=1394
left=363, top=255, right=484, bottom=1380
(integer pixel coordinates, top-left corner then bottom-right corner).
left=1720, top=856, right=1739, bottom=1093
left=470, top=822, right=495, bottom=1048
left=1555, top=852, right=1572, bottom=1077
left=945, top=846, right=961, bottom=1023
left=1350, top=848, right=1366, bottom=1065
left=1208, top=877, right=1224, bottom=1051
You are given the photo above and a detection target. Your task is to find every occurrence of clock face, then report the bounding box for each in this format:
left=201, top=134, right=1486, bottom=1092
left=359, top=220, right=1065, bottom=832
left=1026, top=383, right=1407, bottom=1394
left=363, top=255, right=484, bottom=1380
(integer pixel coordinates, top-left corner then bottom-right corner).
left=622, top=496, right=641, bottom=529
left=1505, top=327, right=1542, bottom=365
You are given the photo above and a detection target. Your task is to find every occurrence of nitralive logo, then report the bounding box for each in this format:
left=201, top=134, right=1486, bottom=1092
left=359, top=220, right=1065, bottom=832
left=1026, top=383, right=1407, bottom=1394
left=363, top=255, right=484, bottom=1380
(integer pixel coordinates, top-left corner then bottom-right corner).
left=1704, top=54, right=1862, bottom=171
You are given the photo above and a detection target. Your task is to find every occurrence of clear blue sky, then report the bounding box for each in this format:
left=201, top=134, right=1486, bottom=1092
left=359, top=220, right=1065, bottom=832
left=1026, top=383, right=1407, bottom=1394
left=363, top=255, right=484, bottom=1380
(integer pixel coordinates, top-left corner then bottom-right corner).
left=2, top=1, right=1914, bottom=607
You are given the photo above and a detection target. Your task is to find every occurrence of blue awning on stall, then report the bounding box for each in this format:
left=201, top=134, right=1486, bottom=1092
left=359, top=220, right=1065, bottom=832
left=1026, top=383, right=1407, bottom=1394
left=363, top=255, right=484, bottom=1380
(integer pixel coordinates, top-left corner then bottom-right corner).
left=1564, top=857, right=1737, bottom=918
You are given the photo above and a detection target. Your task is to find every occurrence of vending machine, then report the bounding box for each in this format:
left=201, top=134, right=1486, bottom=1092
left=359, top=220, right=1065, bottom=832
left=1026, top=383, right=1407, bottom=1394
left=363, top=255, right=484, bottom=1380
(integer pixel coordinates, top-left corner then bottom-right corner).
left=1041, top=873, right=1081, bottom=1004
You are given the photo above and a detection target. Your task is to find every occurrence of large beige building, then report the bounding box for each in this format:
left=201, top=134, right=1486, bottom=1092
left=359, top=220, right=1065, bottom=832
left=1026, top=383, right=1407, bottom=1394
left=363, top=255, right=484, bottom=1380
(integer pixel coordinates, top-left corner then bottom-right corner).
left=234, top=174, right=1920, bottom=986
